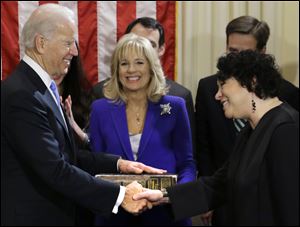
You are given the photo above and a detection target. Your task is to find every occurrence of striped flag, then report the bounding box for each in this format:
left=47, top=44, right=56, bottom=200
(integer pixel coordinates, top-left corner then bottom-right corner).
left=1, top=1, right=176, bottom=85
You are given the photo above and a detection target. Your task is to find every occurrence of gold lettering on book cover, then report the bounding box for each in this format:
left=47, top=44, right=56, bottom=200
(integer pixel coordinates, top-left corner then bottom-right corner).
left=95, top=174, right=177, bottom=190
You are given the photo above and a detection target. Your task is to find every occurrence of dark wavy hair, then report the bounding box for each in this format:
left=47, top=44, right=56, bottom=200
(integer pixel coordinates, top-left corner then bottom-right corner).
left=226, top=16, right=270, bottom=51
left=125, top=17, right=165, bottom=48
left=61, top=46, right=95, bottom=130
left=216, top=50, right=282, bottom=99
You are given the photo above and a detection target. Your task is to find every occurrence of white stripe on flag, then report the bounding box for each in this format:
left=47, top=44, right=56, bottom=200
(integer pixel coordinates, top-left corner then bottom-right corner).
left=2, top=1, right=176, bottom=83
left=18, top=1, right=39, bottom=60
left=97, top=1, right=117, bottom=82
left=136, top=1, right=156, bottom=19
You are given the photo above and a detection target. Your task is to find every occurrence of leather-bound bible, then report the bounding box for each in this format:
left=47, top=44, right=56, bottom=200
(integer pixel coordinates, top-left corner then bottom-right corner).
left=95, top=174, right=177, bottom=189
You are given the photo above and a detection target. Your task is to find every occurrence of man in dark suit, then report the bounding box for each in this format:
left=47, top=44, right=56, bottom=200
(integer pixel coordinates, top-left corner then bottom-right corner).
left=1, top=4, right=165, bottom=226
left=195, top=15, right=299, bottom=225
left=92, top=17, right=195, bottom=151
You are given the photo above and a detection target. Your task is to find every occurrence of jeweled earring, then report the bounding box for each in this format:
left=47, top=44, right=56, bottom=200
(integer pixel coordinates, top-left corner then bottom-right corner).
left=251, top=95, right=256, bottom=113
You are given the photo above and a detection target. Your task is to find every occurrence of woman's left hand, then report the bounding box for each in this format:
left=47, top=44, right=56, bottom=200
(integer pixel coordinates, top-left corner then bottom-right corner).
left=64, top=95, right=88, bottom=143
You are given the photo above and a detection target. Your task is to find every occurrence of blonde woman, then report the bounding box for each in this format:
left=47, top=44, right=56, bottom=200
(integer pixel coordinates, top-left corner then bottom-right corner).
left=89, top=33, right=196, bottom=226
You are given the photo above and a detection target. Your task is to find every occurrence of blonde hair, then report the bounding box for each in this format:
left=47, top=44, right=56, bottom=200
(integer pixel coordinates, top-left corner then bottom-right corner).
left=104, top=33, right=168, bottom=103
left=22, top=3, right=75, bottom=49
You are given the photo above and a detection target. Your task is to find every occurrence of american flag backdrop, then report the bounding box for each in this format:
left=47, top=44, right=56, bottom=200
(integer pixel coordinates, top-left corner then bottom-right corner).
left=1, top=1, right=176, bottom=85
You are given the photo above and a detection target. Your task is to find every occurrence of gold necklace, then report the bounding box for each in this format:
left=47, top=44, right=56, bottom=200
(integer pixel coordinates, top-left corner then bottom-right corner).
left=126, top=104, right=147, bottom=133
left=136, top=112, right=142, bottom=125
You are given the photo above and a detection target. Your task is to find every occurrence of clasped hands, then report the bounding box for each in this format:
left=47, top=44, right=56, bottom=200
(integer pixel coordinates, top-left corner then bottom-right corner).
left=117, top=159, right=169, bottom=215
left=121, top=182, right=169, bottom=215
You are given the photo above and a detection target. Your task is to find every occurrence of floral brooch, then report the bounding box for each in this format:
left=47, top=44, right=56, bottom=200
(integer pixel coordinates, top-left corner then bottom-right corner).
left=160, top=103, right=172, bottom=115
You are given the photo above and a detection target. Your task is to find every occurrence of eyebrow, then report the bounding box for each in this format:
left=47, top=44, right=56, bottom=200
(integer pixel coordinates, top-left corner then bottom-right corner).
left=120, top=57, right=145, bottom=61
left=228, top=47, right=239, bottom=52
left=149, top=40, right=157, bottom=48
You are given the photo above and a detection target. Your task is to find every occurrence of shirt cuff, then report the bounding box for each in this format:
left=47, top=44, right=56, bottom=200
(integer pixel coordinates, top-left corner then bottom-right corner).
left=112, top=186, right=126, bottom=214
left=116, top=157, right=122, bottom=172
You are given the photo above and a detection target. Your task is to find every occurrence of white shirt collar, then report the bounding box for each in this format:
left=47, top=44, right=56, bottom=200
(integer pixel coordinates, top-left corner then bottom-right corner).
left=22, top=55, right=68, bottom=130
left=23, top=54, right=53, bottom=89
left=22, top=54, right=60, bottom=107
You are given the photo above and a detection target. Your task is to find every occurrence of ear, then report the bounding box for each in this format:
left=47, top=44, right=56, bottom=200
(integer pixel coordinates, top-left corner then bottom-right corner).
left=35, top=34, right=48, bottom=54
left=260, top=46, right=266, bottom=54
left=158, top=44, right=165, bottom=57
left=251, top=76, right=257, bottom=90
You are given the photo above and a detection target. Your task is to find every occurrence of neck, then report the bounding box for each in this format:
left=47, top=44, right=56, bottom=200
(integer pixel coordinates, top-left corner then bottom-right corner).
left=248, top=97, right=282, bottom=129
left=58, top=84, right=64, bottom=96
left=126, top=93, right=148, bottom=109
left=126, top=95, right=148, bottom=134
left=26, top=49, right=51, bottom=77
left=125, top=86, right=148, bottom=100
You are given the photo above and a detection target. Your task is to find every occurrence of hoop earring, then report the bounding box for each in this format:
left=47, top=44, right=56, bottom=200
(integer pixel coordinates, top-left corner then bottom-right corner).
left=251, top=96, right=256, bottom=113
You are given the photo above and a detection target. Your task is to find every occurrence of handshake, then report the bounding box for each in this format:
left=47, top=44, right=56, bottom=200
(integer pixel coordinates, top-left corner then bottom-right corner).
left=116, top=159, right=171, bottom=215
left=121, top=181, right=168, bottom=215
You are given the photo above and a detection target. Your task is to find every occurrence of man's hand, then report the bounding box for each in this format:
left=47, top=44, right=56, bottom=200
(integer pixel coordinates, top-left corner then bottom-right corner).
left=133, top=188, right=169, bottom=206
left=121, top=181, right=150, bottom=214
left=118, top=159, right=167, bottom=174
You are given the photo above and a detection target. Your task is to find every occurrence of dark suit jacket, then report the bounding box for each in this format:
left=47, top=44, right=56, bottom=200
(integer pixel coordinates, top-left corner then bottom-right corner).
left=1, top=61, right=121, bottom=226
left=93, top=78, right=196, bottom=157
left=168, top=103, right=299, bottom=225
left=195, top=74, right=299, bottom=176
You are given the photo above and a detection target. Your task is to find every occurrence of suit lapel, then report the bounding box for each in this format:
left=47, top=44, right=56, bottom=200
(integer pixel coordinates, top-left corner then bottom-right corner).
left=138, top=101, right=160, bottom=159
left=25, top=61, right=72, bottom=142
left=40, top=83, right=75, bottom=161
left=45, top=92, right=71, bottom=139
left=18, top=61, right=76, bottom=164
left=110, top=103, right=134, bottom=160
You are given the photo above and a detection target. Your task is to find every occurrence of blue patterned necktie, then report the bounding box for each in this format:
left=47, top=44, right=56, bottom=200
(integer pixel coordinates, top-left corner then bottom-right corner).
left=233, top=118, right=247, bottom=133
left=49, top=81, right=68, bottom=131
left=50, top=81, right=61, bottom=107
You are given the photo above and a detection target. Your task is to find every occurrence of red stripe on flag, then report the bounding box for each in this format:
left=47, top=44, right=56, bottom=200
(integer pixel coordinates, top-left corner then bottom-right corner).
left=117, top=1, right=136, bottom=40
left=78, top=1, right=98, bottom=85
left=39, top=1, right=58, bottom=5
left=157, top=1, right=176, bottom=81
left=1, top=1, right=19, bottom=80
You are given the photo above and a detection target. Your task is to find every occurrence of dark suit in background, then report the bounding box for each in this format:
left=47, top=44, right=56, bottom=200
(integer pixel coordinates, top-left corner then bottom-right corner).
left=1, top=61, right=122, bottom=226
